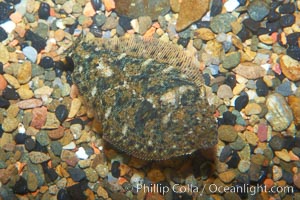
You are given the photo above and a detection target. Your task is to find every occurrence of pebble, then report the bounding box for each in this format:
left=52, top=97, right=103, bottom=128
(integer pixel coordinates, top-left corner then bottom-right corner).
left=96, top=164, right=109, bottom=178
left=0, top=27, right=7, bottom=42
left=97, top=186, right=108, bottom=199
left=238, top=160, right=250, bottom=173
left=29, top=151, right=50, bottom=164
left=275, top=149, right=291, bottom=162
left=218, top=125, right=238, bottom=142
left=30, top=107, right=47, bottom=129
left=75, top=147, right=89, bottom=160
left=210, top=13, right=236, bottom=33
left=244, top=103, right=262, bottom=115
left=3, top=87, right=19, bottom=100
left=265, top=93, right=294, bottom=131
left=2, top=117, right=18, bottom=132
left=51, top=141, right=62, bottom=156
left=138, top=16, right=152, bottom=35
left=67, top=168, right=86, bottom=182
left=273, top=165, right=283, bottom=181
left=48, top=126, right=64, bottom=140
left=224, top=0, right=240, bottom=12
left=17, top=61, right=32, bottom=84
left=233, top=62, right=266, bottom=79
left=130, top=173, right=144, bottom=188
left=13, top=176, right=28, bottom=194
left=111, top=160, right=121, bottom=178
left=247, top=0, right=270, bottom=21
left=38, top=2, right=50, bottom=20
left=27, top=172, right=38, bottom=192
left=280, top=55, right=300, bottom=81
left=68, top=98, right=81, bottom=118
left=218, top=169, right=237, bottom=183
left=245, top=131, right=258, bottom=146
left=288, top=96, right=300, bottom=126
left=36, top=130, right=50, bottom=146
left=25, top=30, right=46, bottom=52
left=17, top=99, right=43, bottom=109
left=217, top=84, right=233, bottom=99
left=222, top=52, right=241, bottom=70
left=25, top=137, right=36, bottom=151
left=219, top=145, right=232, bottom=162
left=34, top=86, right=53, bottom=98
left=84, top=168, right=98, bottom=183
left=234, top=94, right=249, bottom=111
left=3, top=74, right=20, bottom=89
left=22, top=46, right=38, bottom=63
left=39, top=56, right=54, bottom=69
left=256, top=78, right=268, bottom=96
left=0, top=74, right=7, bottom=91
left=0, top=43, right=9, bottom=64
left=275, top=80, right=293, bottom=97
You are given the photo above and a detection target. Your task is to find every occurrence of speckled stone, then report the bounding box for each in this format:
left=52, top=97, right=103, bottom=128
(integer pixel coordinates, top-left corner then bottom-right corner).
left=29, top=151, right=50, bottom=164
left=2, top=117, right=19, bottom=132
left=210, top=13, right=237, bottom=33
left=265, top=93, right=294, bottom=131
left=218, top=125, right=238, bottom=142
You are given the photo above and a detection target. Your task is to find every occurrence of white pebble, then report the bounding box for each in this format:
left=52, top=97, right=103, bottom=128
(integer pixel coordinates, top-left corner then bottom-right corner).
left=130, top=19, right=139, bottom=33
left=130, top=173, right=144, bottom=188
left=261, top=63, right=271, bottom=71
left=15, top=0, right=27, bottom=15
left=62, top=141, right=76, bottom=150
left=246, top=90, right=258, bottom=100
left=76, top=147, right=89, bottom=160
left=56, top=19, right=66, bottom=29
left=22, top=46, right=38, bottom=63
left=0, top=20, right=16, bottom=33
left=224, top=0, right=240, bottom=12
left=18, top=123, right=26, bottom=134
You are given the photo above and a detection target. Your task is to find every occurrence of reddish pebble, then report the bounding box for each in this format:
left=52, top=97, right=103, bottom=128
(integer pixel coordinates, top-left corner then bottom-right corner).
left=17, top=99, right=43, bottom=109
left=0, top=74, right=7, bottom=91
left=9, top=12, right=23, bottom=23
left=31, top=106, right=47, bottom=129
left=257, top=123, right=268, bottom=142
left=263, top=178, right=274, bottom=190
left=48, top=126, right=65, bottom=139
left=83, top=2, right=96, bottom=17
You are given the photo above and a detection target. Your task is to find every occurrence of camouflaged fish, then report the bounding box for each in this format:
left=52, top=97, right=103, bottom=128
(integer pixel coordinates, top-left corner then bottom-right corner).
left=70, top=35, right=217, bottom=160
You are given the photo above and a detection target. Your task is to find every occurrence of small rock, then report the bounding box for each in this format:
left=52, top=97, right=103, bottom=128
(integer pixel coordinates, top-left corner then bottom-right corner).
left=27, top=172, right=38, bottom=192
left=275, top=149, right=291, bottom=162
left=138, top=16, right=152, bottom=35
left=17, top=61, right=32, bottom=84
left=245, top=131, right=259, bottom=146
left=224, top=0, right=240, bottom=12
left=84, top=168, right=98, bottom=183
left=279, top=55, right=300, bottom=81
left=42, top=112, right=60, bottom=129
left=68, top=98, right=81, bottom=118
left=218, top=169, right=237, bottom=183
left=222, top=52, right=241, bottom=69
left=48, top=126, right=64, bottom=140
left=2, top=87, right=19, bottom=100
left=194, top=28, right=215, bottom=40
left=210, top=13, right=237, bottom=33
left=75, top=147, right=89, bottom=160
left=3, top=74, right=20, bottom=89
left=256, top=78, right=268, bottom=96
left=13, top=176, right=28, bottom=194
left=38, top=2, right=50, bottom=20
left=265, top=93, right=293, bottom=131
left=244, top=103, right=262, bottom=115
left=249, top=163, right=261, bottom=182
left=67, top=168, right=86, bottom=182
left=147, top=168, right=165, bottom=182
left=30, top=107, right=47, bottom=129
left=233, top=62, right=266, bottom=79
left=22, top=46, right=38, bottom=63
left=275, top=81, right=292, bottom=97
left=234, top=94, right=249, bottom=111
left=247, top=0, right=270, bottom=21
left=25, top=137, right=36, bottom=151
left=39, top=56, right=54, bottom=69
left=29, top=151, right=50, bottom=164
left=218, top=125, right=238, bottom=142
left=288, top=96, right=300, bottom=126
left=2, top=117, right=19, bottom=132
left=238, top=160, right=250, bottom=173
left=36, top=130, right=50, bottom=146
left=0, top=74, right=7, bottom=91
left=257, top=123, right=268, bottom=142
left=0, top=43, right=9, bottom=64
left=217, top=84, right=233, bottom=99
left=34, top=86, right=53, bottom=98
left=17, top=99, right=43, bottom=109
left=273, top=165, right=283, bottom=181
left=17, top=84, right=34, bottom=99
left=97, top=186, right=108, bottom=199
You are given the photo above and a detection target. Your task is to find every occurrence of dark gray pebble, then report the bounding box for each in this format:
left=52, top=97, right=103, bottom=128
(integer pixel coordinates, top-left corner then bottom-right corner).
left=40, top=56, right=54, bottom=69
left=67, top=168, right=86, bottom=182
left=0, top=97, right=10, bottom=108
left=219, top=145, right=232, bottom=162
left=222, top=111, right=236, bottom=125
left=249, top=163, right=262, bottom=182
left=256, top=78, right=268, bottom=96
left=243, top=18, right=260, bottom=33
left=25, top=30, right=46, bottom=53
left=15, top=134, right=27, bottom=144
left=13, top=176, right=28, bottom=194
left=57, top=189, right=71, bottom=200
left=226, top=151, right=240, bottom=168
left=279, top=3, right=295, bottom=14
left=111, top=160, right=121, bottom=178
left=267, top=10, right=280, bottom=22
left=50, top=141, right=62, bottom=156
left=3, top=87, right=19, bottom=100
left=25, top=137, right=36, bottom=152
left=55, top=104, right=69, bottom=123
left=38, top=2, right=50, bottom=20
left=91, top=0, right=102, bottom=10
left=248, top=0, right=270, bottom=21
left=0, top=27, right=7, bottom=42
left=210, top=0, right=222, bottom=17
left=235, top=94, right=249, bottom=111
left=0, top=2, right=14, bottom=23
left=269, top=135, right=285, bottom=151
left=280, top=14, right=295, bottom=28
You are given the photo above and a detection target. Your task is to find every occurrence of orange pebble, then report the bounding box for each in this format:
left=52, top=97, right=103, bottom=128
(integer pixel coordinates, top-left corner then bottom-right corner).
left=118, top=177, right=128, bottom=185
left=152, top=22, right=160, bottom=29
left=280, top=32, right=287, bottom=45
left=0, top=74, right=7, bottom=91
left=271, top=32, right=278, bottom=43
left=83, top=2, right=96, bottom=17
left=103, top=0, right=115, bottom=11
left=264, top=178, right=274, bottom=190
left=9, top=39, right=19, bottom=47
left=9, top=12, right=23, bottom=23
left=289, top=150, right=299, bottom=161
left=143, top=27, right=156, bottom=38
left=50, top=8, right=56, bottom=16
left=91, top=142, right=100, bottom=154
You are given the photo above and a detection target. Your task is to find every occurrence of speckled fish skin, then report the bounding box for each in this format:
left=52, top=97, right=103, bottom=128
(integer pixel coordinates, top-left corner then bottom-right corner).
left=71, top=36, right=217, bottom=160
